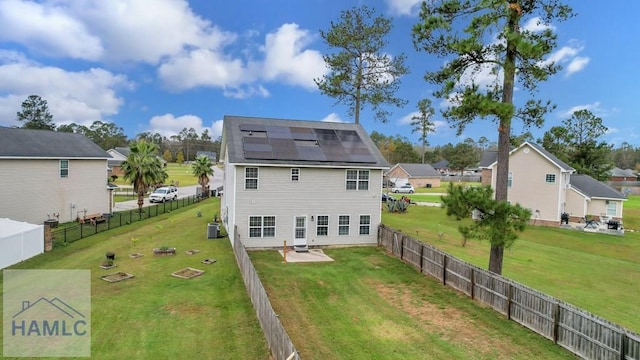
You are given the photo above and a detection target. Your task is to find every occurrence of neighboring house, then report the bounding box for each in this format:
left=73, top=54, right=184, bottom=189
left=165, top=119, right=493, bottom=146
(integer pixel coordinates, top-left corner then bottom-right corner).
left=385, top=163, right=441, bottom=189
left=219, top=115, right=389, bottom=249
left=609, top=167, right=638, bottom=182
left=479, top=150, right=497, bottom=186
left=431, top=159, right=449, bottom=174
left=107, top=147, right=167, bottom=178
left=485, top=142, right=625, bottom=226
left=0, top=127, right=111, bottom=224
left=195, top=151, right=217, bottom=163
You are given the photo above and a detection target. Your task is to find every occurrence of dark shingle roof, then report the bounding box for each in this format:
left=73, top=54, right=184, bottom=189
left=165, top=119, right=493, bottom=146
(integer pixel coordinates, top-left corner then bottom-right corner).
left=196, top=151, right=217, bottom=160
left=114, top=147, right=131, bottom=156
left=395, top=163, right=440, bottom=177
left=610, top=167, right=636, bottom=178
left=570, top=174, right=626, bottom=200
left=431, top=159, right=448, bottom=169
left=478, top=151, right=498, bottom=168
left=222, top=115, right=388, bottom=168
left=0, top=127, right=109, bottom=158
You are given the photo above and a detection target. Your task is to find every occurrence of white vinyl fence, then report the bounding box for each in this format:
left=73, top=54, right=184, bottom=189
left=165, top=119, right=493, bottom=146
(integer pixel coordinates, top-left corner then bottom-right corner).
left=0, top=218, right=44, bottom=269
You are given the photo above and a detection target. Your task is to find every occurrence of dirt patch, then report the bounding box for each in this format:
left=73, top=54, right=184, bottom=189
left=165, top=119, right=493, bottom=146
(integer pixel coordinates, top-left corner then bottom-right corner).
left=373, top=282, right=516, bottom=358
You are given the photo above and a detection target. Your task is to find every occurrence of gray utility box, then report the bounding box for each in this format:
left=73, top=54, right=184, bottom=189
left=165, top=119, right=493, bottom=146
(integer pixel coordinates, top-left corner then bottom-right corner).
left=207, top=223, right=220, bottom=239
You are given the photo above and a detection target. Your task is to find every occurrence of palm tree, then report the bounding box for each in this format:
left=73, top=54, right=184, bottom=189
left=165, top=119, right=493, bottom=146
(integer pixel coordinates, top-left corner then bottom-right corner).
left=121, top=141, right=168, bottom=213
left=192, top=155, right=214, bottom=197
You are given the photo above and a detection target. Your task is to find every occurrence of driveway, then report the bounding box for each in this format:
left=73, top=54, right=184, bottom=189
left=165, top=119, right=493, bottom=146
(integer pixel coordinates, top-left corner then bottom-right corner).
left=113, top=166, right=224, bottom=211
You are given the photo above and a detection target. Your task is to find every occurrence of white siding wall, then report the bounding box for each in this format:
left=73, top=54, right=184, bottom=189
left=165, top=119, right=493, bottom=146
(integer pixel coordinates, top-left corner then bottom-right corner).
left=232, top=165, right=383, bottom=248
left=0, top=159, right=110, bottom=224
left=221, top=163, right=237, bottom=246
left=507, top=146, right=563, bottom=222
left=565, top=188, right=587, bottom=218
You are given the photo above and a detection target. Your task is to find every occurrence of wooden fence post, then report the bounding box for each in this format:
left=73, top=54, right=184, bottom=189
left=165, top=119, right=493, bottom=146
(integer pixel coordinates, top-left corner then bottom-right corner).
left=470, top=269, right=475, bottom=300
left=442, top=255, right=447, bottom=286
left=399, top=235, right=404, bottom=260
left=553, top=302, right=560, bottom=343
left=506, top=282, right=512, bottom=320
left=419, top=243, right=425, bottom=274
left=620, top=332, right=627, bottom=360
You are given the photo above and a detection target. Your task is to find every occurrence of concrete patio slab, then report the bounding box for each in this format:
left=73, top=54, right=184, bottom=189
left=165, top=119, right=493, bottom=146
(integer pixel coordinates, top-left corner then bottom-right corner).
left=277, top=249, right=334, bottom=263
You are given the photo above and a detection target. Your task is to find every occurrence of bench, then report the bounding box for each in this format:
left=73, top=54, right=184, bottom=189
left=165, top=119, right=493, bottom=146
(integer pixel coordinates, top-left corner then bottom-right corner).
left=79, top=213, right=106, bottom=225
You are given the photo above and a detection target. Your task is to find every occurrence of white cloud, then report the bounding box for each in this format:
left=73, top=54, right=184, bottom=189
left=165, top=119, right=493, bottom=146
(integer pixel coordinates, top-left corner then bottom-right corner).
left=261, top=23, right=327, bottom=89
left=0, top=57, right=130, bottom=128
left=0, top=0, right=103, bottom=60
left=320, top=113, right=343, bottom=122
left=561, top=101, right=603, bottom=118
left=566, top=56, right=590, bottom=76
left=385, top=0, right=423, bottom=16
left=522, top=17, right=555, bottom=33
left=148, top=114, right=206, bottom=137
left=398, top=111, right=446, bottom=132
left=222, top=85, right=270, bottom=99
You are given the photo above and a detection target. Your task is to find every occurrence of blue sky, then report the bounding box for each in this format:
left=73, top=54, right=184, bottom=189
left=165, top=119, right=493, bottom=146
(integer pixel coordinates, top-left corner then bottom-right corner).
left=0, top=1, right=638, bottom=147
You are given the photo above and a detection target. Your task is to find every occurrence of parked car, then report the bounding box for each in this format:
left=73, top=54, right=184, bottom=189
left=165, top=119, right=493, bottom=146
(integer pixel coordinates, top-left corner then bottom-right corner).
left=391, top=184, right=415, bottom=194
left=382, top=193, right=396, bottom=202
left=149, top=186, right=178, bottom=203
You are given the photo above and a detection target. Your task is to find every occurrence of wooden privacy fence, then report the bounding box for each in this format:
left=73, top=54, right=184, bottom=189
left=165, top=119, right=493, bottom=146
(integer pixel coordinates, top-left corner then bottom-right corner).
left=232, top=236, right=300, bottom=360
left=378, top=224, right=640, bottom=360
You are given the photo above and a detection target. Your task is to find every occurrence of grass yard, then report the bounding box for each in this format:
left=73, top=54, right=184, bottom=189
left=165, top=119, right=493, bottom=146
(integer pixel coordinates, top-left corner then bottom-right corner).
left=112, top=163, right=200, bottom=187
left=382, top=199, right=640, bottom=333
left=251, top=247, right=574, bottom=360
left=0, top=199, right=270, bottom=360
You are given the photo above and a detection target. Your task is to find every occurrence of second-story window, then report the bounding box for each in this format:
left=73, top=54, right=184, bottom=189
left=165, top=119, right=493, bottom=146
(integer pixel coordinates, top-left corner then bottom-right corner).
left=245, top=167, right=258, bottom=189
left=60, top=160, right=69, bottom=178
left=545, top=174, right=556, bottom=183
left=346, top=170, right=369, bottom=190
left=291, top=168, right=300, bottom=181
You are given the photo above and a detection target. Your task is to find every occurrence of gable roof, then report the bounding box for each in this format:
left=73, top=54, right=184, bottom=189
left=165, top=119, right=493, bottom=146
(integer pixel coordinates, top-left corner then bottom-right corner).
left=478, top=150, right=497, bottom=168
left=388, top=163, right=440, bottom=177
left=431, top=159, right=448, bottom=170
left=610, top=167, right=637, bottom=178
left=222, top=115, right=389, bottom=168
left=570, top=174, right=626, bottom=200
left=525, top=142, right=574, bottom=172
left=196, top=151, right=217, bottom=160
left=113, top=147, right=131, bottom=157
left=0, top=127, right=109, bottom=159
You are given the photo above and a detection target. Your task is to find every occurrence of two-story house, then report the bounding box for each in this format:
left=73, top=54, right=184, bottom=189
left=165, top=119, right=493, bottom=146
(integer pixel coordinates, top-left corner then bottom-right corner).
left=219, top=115, right=389, bottom=249
left=482, top=142, right=625, bottom=226
left=0, top=127, right=111, bottom=224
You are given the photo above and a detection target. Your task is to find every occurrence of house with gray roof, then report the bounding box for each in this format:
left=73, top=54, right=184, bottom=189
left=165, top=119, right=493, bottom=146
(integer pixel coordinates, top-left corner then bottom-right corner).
left=0, top=127, right=111, bottom=224
left=485, top=141, right=625, bottom=226
left=385, top=163, right=441, bottom=189
left=219, top=115, right=389, bottom=249
left=195, top=151, right=217, bottom=163
left=609, top=167, right=638, bottom=182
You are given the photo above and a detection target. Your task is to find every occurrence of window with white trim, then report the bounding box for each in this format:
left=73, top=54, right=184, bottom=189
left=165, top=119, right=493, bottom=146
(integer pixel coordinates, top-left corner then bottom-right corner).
left=245, top=167, right=258, bottom=189
left=346, top=170, right=369, bottom=190
left=60, top=160, right=69, bottom=178
left=606, top=201, right=616, bottom=216
left=248, top=216, right=275, bottom=238
left=507, top=172, right=512, bottom=188
left=359, top=215, right=371, bottom=235
left=545, top=174, right=556, bottom=183
left=291, top=168, right=300, bottom=181
left=316, top=215, right=329, bottom=236
left=338, top=215, right=350, bottom=235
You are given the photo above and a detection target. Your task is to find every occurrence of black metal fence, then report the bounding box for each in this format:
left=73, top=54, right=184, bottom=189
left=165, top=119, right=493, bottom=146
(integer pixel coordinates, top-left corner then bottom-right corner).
left=51, top=195, right=202, bottom=246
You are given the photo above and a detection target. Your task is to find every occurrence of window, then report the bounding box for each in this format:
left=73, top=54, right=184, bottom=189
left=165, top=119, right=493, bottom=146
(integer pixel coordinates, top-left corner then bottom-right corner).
left=316, top=215, right=329, bottom=236
left=60, top=160, right=69, bottom=178
left=291, top=168, right=300, bottom=181
left=507, top=172, right=512, bottom=188
left=338, top=215, right=350, bottom=235
left=248, top=216, right=275, bottom=238
left=359, top=215, right=371, bottom=235
left=245, top=167, right=258, bottom=189
left=346, top=170, right=369, bottom=190
left=545, top=174, right=556, bottom=183
left=606, top=201, right=616, bottom=216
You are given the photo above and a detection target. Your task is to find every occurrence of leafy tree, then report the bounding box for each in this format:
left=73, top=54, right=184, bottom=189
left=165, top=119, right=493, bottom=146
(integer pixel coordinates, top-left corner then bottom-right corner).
left=17, top=95, right=55, bottom=130
left=84, top=121, right=128, bottom=150
left=510, top=131, right=534, bottom=148
left=413, top=0, right=573, bottom=274
left=611, top=142, right=639, bottom=170
left=315, top=5, right=409, bottom=124
left=162, top=149, right=173, bottom=163
left=444, top=139, right=479, bottom=176
left=442, top=183, right=531, bottom=251
left=370, top=131, right=420, bottom=164
left=176, top=151, right=185, bottom=164
left=411, top=99, right=436, bottom=164
left=192, top=155, right=214, bottom=196
left=541, top=109, right=613, bottom=181
left=121, top=141, right=168, bottom=213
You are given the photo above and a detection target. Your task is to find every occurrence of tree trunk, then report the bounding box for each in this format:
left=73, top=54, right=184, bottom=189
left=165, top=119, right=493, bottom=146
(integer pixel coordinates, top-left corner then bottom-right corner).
left=489, top=2, right=519, bottom=275
left=137, top=191, right=144, bottom=213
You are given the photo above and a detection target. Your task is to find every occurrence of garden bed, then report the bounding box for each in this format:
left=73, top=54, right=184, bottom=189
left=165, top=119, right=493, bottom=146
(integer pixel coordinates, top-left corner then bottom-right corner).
left=153, top=247, right=176, bottom=256
left=100, top=272, right=134, bottom=283
left=171, top=267, right=204, bottom=279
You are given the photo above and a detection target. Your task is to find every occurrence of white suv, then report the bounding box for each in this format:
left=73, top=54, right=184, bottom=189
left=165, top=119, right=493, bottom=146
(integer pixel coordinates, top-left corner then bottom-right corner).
left=149, top=186, right=178, bottom=203
left=391, top=184, right=415, bottom=194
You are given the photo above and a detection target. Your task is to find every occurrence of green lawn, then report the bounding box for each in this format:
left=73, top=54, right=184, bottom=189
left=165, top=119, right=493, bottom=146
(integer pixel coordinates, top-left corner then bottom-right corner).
left=112, top=163, right=202, bottom=187
left=1, top=199, right=270, bottom=360
left=382, top=199, right=640, bottom=333
left=251, top=247, right=574, bottom=360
